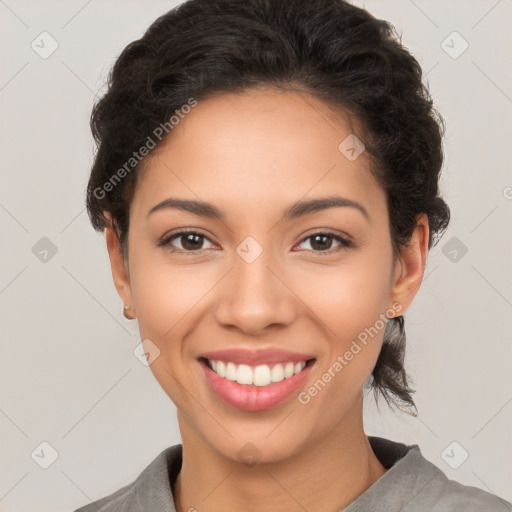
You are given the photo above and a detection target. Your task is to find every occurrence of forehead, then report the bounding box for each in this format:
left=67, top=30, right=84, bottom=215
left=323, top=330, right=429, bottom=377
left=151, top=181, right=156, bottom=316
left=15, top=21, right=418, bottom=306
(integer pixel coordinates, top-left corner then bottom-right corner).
left=132, top=88, right=385, bottom=223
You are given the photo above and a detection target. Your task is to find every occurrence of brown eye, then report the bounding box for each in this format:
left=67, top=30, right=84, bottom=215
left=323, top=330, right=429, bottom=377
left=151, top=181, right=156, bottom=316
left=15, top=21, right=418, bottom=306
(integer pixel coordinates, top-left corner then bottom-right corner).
left=159, top=231, right=215, bottom=253
left=296, top=232, right=352, bottom=254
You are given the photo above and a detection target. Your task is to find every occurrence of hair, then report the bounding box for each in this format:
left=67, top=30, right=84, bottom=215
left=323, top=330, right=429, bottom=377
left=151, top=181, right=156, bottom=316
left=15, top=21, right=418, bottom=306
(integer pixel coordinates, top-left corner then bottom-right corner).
left=86, top=0, right=450, bottom=413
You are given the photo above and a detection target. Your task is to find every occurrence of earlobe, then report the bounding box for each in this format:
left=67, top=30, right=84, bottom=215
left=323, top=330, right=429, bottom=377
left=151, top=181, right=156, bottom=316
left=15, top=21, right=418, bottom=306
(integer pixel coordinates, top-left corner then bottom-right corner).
left=104, top=212, right=135, bottom=316
left=389, top=214, right=429, bottom=315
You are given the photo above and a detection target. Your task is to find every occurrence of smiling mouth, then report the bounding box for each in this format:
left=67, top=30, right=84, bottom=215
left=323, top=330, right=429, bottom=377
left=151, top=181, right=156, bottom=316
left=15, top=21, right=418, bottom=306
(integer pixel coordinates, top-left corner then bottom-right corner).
left=199, top=357, right=316, bottom=387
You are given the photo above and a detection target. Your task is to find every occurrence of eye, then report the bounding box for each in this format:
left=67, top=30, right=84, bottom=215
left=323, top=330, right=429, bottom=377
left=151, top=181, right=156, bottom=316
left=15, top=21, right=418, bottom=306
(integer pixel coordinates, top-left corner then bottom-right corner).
left=158, top=229, right=353, bottom=255
left=295, top=231, right=353, bottom=254
left=158, top=230, right=216, bottom=253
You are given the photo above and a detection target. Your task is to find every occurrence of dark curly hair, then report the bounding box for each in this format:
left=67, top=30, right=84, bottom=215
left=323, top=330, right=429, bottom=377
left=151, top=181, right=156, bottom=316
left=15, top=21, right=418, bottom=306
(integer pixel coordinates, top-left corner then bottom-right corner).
left=86, top=0, right=450, bottom=413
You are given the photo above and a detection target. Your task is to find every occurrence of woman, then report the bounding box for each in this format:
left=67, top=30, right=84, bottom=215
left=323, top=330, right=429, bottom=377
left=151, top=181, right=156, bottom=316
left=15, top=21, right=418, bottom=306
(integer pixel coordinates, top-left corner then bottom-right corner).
left=75, top=0, right=511, bottom=510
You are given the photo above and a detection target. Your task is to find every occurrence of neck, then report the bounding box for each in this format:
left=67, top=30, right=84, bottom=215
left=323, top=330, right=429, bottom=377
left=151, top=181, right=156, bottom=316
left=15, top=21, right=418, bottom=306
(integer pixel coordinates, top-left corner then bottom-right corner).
left=173, top=401, right=386, bottom=512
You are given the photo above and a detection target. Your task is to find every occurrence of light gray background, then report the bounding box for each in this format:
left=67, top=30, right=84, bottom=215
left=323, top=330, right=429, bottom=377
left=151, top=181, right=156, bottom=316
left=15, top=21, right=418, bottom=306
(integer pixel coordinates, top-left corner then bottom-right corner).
left=0, top=1, right=511, bottom=510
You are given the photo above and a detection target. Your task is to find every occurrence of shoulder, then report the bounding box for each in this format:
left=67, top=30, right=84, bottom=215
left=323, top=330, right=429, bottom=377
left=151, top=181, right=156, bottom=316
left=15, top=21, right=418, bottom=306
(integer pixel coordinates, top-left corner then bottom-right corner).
left=72, top=444, right=182, bottom=512
left=360, top=437, right=511, bottom=512
left=396, top=448, right=511, bottom=511
left=73, top=481, right=137, bottom=512
left=413, top=460, right=512, bottom=512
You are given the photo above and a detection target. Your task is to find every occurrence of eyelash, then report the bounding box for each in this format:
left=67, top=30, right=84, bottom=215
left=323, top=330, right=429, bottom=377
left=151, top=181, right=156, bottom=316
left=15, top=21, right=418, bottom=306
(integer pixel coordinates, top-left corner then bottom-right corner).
left=157, top=229, right=353, bottom=255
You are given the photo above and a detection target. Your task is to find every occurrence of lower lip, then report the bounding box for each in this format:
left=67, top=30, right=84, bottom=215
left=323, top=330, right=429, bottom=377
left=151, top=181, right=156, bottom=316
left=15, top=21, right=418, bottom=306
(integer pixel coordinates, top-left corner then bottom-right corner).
left=200, top=360, right=314, bottom=412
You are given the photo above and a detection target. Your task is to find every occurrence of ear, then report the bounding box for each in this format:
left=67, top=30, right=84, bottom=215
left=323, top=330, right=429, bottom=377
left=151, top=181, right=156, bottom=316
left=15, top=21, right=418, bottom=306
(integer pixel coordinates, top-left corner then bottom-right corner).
left=388, top=213, right=429, bottom=315
left=104, top=212, right=135, bottom=316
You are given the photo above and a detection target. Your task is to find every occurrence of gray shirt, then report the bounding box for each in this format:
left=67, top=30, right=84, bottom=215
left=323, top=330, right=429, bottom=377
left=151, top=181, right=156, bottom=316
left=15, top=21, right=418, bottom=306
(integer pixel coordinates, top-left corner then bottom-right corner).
left=74, top=436, right=511, bottom=511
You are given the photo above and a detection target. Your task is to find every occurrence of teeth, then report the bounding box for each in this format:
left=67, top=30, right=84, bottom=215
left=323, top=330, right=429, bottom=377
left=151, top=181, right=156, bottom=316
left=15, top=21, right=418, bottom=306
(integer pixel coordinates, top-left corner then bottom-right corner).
left=237, top=364, right=253, bottom=385
left=207, top=359, right=307, bottom=386
left=216, top=361, right=226, bottom=378
left=226, top=362, right=237, bottom=381
left=253, top=365, right=271, bottom=386
left=270, top=363, right=284, bottom=382
left=284, top=362, right=295, bottom=378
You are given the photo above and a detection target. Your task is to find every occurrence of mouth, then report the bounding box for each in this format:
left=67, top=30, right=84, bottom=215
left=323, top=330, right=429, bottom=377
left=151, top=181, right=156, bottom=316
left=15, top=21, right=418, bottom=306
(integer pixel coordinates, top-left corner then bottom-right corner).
left=197, top=349, right=316, bottom=412
left=200, top=357, right=315, bottom=386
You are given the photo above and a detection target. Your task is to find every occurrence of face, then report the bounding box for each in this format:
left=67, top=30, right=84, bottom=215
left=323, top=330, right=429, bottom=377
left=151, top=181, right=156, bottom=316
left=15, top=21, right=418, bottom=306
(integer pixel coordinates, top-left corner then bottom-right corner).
left=106, top=87, right=427, bottom=464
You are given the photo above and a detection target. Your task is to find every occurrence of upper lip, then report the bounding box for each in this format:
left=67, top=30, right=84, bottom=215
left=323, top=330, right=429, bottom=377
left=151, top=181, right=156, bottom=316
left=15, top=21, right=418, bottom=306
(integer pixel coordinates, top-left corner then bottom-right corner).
left=199, top=348, right=315, bottom=366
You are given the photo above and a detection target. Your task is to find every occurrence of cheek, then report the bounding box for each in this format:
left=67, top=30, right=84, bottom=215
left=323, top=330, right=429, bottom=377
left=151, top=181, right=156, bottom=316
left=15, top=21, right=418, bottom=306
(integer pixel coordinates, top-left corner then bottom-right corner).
left=294, top=250, right=393, bottom=394
left=129, top=245, right=214, bottom=340
left=128, top=256, right=215, bottom=405
left=296, top=264, right=390, bottom=422
left=297, top=252, right=393, bottom=343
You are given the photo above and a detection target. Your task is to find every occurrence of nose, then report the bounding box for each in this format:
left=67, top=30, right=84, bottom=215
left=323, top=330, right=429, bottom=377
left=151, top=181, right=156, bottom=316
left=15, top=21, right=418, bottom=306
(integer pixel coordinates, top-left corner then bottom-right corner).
left=213, top=247, right=296, bottom=336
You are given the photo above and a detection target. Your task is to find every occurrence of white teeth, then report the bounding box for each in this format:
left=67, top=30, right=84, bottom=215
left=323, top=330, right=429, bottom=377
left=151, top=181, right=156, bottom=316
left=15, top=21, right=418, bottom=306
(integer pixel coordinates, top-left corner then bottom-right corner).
left=237, top=364, right=253, bottom=385
left=216, top=360, right=226, bottom=378
left=207, top=359, right=308, bottom=387
left=284, top=362, right=295, bottom=378
left=270, top=363, right=284, bottom=382
left=294, top=362, right=303, bottom=374
left=253, top=365, right=271, bottom=386
left=226, top=362, right=237, bottom=381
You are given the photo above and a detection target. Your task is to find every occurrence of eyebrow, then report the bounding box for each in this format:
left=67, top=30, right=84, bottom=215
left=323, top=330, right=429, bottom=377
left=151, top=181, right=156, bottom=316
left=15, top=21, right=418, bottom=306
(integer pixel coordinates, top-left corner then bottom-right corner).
left=147, top=195, right=370, bottom=222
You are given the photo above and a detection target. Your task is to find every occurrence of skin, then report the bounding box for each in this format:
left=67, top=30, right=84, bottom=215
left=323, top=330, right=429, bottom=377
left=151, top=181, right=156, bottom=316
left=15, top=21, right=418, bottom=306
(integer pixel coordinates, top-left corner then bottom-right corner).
left=104, top=87, right=428, bottom=512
